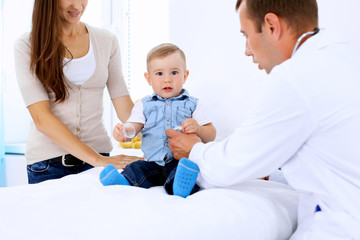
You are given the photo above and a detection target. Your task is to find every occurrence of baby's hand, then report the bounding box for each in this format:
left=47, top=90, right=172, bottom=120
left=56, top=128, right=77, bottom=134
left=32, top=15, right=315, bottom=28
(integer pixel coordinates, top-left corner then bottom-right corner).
left=182, top=118, right=200, bottom=135
left=113, top=123, right=128, bottom=142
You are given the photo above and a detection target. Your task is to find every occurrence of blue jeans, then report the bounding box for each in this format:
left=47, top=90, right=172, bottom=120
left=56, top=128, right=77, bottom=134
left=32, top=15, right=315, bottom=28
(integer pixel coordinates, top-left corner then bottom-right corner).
left=27, top=153, right=109, bottom=184
left=122, top=159, right=200, bottom=195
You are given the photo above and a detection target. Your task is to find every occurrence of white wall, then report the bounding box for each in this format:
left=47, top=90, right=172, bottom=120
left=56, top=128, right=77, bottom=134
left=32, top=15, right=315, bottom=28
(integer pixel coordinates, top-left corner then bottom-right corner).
left=169, top=0, right=360, bottom=141
left=169, top=0, right=264, bottom=140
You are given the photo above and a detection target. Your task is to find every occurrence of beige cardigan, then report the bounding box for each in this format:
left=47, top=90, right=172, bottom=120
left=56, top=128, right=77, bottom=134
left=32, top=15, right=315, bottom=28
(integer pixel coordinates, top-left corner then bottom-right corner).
left=14, top=24, right=129, bottom=164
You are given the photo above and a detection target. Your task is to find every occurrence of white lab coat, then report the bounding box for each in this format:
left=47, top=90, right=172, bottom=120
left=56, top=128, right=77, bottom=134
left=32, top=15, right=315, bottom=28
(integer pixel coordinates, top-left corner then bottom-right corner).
left=189, top=29, right=360, bottom=239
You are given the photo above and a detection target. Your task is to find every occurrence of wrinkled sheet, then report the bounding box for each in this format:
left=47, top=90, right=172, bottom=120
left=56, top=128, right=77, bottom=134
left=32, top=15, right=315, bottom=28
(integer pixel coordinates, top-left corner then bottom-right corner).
left=0, top=167, right=298, bottom=240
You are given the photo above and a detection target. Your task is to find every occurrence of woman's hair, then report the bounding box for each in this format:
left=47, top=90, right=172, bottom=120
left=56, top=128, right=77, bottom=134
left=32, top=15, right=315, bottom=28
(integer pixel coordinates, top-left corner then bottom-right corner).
left=30, top=0, right=68, bottom=102
left=235, top=0, right=318, bottom=37
left=146, top=43, right=186, bottom=71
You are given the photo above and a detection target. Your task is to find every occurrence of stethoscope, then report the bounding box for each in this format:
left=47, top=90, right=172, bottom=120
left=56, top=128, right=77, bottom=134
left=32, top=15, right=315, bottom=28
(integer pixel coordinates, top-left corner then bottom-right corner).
left=291, top=28, right=320, bottom=57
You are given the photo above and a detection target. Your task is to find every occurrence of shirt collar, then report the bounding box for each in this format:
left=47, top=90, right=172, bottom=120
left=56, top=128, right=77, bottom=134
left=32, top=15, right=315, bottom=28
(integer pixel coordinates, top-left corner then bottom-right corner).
left=150, top=89, right=189, bottom=101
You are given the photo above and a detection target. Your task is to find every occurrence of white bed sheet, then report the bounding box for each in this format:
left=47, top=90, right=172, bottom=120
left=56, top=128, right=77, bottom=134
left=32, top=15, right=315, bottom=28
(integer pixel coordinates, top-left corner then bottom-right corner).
left=0, top=167, right=298, bottom=240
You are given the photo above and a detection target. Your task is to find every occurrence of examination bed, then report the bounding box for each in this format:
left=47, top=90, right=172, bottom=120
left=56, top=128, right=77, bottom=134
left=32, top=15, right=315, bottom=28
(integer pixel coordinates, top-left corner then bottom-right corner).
left=0, top=161, right=298, bottom=240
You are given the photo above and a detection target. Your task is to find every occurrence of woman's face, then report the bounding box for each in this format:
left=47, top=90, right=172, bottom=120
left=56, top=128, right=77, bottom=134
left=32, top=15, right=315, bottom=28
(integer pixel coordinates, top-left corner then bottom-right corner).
left=59, top=0, right=88, bottom=25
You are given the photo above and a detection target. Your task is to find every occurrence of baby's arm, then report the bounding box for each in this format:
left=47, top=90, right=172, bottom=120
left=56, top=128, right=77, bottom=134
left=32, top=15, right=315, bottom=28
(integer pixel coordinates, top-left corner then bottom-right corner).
left=113, top=122, right=144, bottom=142
left=182, top=118, right=216, bottom=143
left=113, top=98, right=146, bottom=142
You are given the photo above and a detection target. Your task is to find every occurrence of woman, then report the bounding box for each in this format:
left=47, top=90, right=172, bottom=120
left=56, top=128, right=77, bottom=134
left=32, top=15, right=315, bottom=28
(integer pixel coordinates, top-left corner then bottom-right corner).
left=14, top=0, right=142, bottom=184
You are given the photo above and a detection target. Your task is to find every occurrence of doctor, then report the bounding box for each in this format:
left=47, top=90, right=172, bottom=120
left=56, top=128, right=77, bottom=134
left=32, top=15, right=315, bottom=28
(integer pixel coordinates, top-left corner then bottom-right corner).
left=166, top=0, right=360, bottom=239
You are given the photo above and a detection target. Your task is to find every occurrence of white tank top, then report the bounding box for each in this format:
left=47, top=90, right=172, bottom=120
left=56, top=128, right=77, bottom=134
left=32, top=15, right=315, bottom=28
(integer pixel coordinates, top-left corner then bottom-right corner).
left=63, top=38, right=96, bottom=86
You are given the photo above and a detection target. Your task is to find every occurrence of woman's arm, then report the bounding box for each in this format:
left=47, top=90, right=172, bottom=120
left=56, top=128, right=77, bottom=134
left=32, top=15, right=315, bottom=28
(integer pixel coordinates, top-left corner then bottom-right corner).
left=28, top=100, right=141, bottom=168
left=28, top=100, right=105, bottom=165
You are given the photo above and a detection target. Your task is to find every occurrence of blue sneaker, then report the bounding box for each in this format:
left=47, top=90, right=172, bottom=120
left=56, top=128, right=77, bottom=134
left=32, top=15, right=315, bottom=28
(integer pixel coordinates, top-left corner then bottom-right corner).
left=99, top=164, right=130, bottom=186
left=173, top=158, right=199, bottom=198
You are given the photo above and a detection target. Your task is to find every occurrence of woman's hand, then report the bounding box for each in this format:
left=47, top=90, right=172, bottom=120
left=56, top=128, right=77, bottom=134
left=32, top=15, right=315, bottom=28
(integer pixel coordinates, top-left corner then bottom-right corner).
left=97, top=154, right=145, bottom=169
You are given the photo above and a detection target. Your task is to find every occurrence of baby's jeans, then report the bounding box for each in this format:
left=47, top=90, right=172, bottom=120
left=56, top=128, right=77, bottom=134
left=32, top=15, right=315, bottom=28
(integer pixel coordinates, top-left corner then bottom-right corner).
left=121, top=159, right=200, bottom=195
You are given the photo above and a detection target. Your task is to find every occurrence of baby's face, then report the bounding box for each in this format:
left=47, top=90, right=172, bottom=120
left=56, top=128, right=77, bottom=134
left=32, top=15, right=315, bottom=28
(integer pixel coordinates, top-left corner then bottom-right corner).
left=145, top=52, right=189, bottom=99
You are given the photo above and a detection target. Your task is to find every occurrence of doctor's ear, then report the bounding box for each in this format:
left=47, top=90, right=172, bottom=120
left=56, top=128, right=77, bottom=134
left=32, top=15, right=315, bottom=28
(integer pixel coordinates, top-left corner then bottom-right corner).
left=144, top=72, right=151, bottom=85
left=264, top=13, right=281, bottom=39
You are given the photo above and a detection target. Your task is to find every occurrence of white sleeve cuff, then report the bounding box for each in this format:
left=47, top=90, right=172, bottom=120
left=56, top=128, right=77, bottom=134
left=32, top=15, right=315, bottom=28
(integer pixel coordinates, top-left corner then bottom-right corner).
left=189, top=142, right=217, bottom=189
left=189, top=142, right=205, bottom=164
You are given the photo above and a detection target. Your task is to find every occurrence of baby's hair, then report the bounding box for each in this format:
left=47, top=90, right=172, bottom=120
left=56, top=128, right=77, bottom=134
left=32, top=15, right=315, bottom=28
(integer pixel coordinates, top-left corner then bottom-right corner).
left=146, top=43, right=186, bottom=71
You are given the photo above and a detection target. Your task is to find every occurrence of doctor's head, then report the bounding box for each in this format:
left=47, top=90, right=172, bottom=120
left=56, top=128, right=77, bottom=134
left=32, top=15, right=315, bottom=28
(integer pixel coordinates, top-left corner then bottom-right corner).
left=144, top=43, right=189, bottom=99
left=236, top=0, right=318, bottom=74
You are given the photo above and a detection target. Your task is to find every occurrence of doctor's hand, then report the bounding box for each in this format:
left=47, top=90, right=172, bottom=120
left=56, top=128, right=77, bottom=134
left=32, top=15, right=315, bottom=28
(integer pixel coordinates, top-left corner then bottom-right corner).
left=166, top=129, right=201, bottom=160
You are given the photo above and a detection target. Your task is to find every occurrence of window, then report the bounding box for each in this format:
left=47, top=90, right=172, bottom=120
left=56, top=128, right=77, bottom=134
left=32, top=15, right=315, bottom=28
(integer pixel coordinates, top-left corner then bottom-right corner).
left=0, top=0, right=169, bottom=155
left=122, top=0, right=169, bottom=100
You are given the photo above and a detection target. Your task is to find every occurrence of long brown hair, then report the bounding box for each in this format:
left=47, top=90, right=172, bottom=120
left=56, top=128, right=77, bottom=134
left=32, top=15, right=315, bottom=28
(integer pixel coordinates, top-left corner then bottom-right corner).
left=30, top=0, right=68, bottom=102
left=236, top=0, right=318, bottom=37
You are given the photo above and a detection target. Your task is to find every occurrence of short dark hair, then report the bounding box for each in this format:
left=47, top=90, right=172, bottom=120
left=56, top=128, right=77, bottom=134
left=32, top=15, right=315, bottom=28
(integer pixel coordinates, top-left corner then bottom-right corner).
left=235, top=0, right=318, bottom=36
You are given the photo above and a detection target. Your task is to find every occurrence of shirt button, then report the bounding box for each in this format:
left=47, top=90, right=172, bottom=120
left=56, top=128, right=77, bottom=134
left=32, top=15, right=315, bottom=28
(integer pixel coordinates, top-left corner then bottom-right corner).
left=166, top=101, right=170, bottom=105
left=166, top=121, right=170, bottom=125
left=76, top=127, right=80, bottom=132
